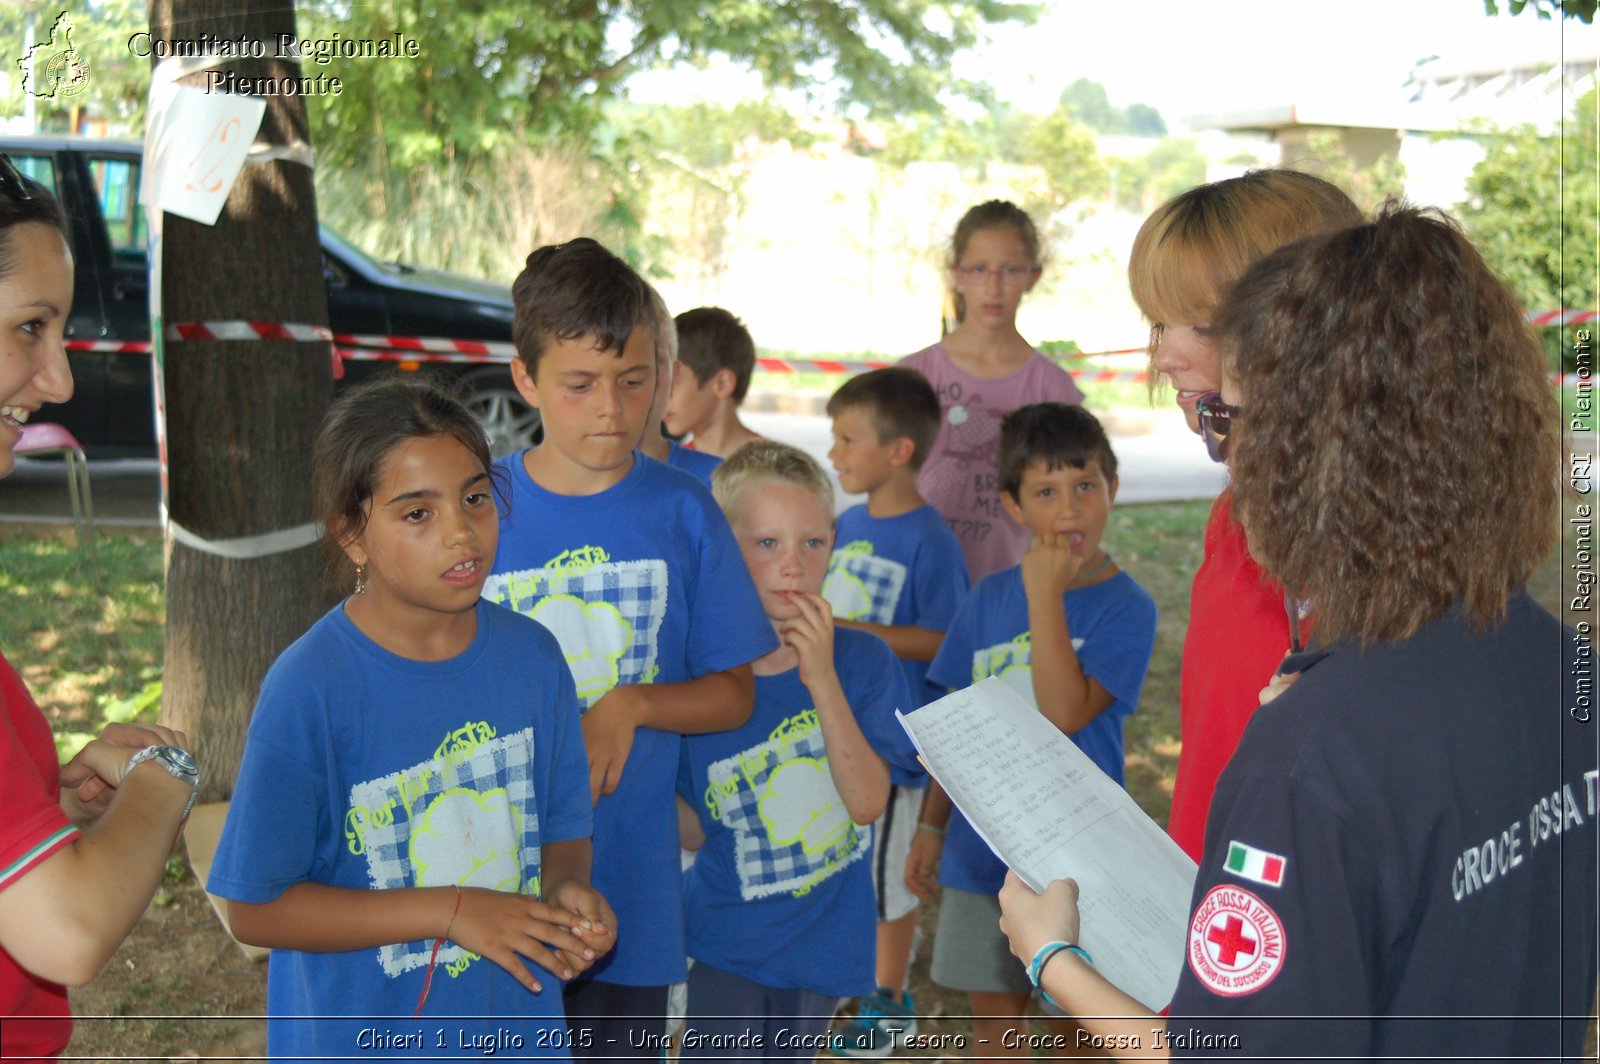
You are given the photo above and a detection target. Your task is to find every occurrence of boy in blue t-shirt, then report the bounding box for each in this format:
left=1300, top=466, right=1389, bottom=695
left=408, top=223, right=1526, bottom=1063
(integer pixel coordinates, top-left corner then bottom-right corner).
left=820, top=368, right=969, bottom=1054
left=629, top=294, right=723, bottom=489
left=911, top=403, right=1157, bottom=1048
left=678, top=441, right=918, bottom=1059
left=484, top=238, right=777, bottom=1059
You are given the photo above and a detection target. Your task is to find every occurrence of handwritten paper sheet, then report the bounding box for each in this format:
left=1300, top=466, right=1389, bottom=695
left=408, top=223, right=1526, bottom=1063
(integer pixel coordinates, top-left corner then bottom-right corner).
left=897, top=676, right=1196, bottom=1012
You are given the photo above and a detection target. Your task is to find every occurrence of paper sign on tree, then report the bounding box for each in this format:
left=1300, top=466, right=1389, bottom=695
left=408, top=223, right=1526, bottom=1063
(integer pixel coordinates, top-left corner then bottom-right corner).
left=140, top=77, right=265, bottom=226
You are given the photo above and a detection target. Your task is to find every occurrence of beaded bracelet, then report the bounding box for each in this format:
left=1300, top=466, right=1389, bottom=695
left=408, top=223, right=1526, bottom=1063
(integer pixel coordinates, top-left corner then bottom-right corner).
left=1027, top=939, right=1094, bottom=1009
left=916, top=822, right=945, bottom=837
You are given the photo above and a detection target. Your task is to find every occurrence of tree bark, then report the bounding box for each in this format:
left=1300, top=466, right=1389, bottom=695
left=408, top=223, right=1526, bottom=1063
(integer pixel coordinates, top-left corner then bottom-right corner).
left=150, top=0, right=333, bottom=800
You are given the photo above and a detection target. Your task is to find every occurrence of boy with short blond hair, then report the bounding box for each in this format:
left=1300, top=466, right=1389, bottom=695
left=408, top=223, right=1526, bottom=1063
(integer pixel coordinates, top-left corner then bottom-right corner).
left=485, top=237, right=776, bottom=1060
left=676, top=441, right=917, bottom=1059
left=909, top=402, right=1156, bottom=1051
left=662, top=306, right=762, bottom=457
left=821, top=367, right=969, bottom=1055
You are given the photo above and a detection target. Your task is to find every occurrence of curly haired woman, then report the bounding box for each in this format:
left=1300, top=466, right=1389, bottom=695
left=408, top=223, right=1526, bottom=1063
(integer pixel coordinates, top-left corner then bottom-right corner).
left=999, top=207, right=1597, bottom=1060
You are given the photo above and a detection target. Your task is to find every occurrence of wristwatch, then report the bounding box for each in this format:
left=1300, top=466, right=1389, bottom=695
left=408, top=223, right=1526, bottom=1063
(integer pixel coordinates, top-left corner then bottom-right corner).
left=125, top=744, right=201, bottom=820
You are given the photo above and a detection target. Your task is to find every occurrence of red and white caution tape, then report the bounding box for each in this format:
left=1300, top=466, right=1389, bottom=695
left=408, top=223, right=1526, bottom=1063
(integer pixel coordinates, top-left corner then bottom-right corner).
left=1527, top=309, right=1598, bottom=327
left=74, top=306, right=1600, bottom=385
left=1072, top=369, right=1149, bottom=384
left=334, top=333, right=516, bottom=358
left=67, top=339, right=152, bottom=353
left=165, top=320, right=333, bottom=342
left=335, top=346, right=509, bottom=366
left=755, top=356, right=897, bottom=375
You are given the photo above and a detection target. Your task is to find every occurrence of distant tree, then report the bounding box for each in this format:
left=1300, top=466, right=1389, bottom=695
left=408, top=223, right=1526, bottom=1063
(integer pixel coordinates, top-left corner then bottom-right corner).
left=1018, top=107, right=1107, bottom=219
left=1484, top=0, right=1596, bottom=21
left=1058, top=77, right=1122, bottom=133
left=1459, top=87, right=1598, bottom=322
left=1124, top=102, right=1167, bottom=137
left=1111, top=137, right=1206, bottom=210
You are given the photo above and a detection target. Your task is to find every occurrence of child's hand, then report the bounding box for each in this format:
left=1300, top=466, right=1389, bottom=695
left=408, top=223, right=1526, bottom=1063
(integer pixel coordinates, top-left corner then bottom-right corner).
left=905, top=826, right=943, bottom=901
left=582, top=687, right=641, bottom=804
left=1020, top=532, right=1080, bottom=603
left=545, top=880, right=618, bottom=975
left=998, top=871, right=1082, bottom=966
left=780, top=592, right=837, bottom=692
left=450, top=887, right=600, bottom=993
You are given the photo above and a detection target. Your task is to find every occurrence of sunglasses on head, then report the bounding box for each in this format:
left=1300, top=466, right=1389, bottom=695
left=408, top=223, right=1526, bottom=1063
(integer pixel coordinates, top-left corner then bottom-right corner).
left=1195, top=391, right=1239, bottom=464
left=0, top=154, right=33, bottom=202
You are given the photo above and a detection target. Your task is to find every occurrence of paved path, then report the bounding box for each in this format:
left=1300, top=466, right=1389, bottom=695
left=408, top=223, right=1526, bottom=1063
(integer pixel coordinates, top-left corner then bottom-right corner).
left=0, top=408, right=1225, bottom=529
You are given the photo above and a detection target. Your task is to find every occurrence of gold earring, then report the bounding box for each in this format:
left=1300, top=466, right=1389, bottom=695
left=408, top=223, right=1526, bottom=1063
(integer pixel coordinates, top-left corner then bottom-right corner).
left=353, top=563, right=368, bottom=595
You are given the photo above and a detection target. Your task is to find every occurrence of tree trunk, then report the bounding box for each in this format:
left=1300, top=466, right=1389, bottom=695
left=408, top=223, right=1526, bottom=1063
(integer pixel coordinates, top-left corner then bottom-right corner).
left=150, top=0, right=333, bottom=800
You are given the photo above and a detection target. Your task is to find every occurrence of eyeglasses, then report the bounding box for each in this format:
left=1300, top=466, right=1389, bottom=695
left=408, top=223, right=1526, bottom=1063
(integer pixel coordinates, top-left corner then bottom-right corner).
left=1195, top=391, right=1239, bottom=464
left=955, top=264, right=1039, bottom=286
left=0, top=154, right=32, bottom=202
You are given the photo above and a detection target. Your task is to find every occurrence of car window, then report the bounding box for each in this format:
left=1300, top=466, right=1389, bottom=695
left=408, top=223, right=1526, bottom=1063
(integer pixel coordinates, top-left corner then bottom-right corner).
left=9, top=154, right=57, bottom=195
left=87, top=155, right=145, bottom=259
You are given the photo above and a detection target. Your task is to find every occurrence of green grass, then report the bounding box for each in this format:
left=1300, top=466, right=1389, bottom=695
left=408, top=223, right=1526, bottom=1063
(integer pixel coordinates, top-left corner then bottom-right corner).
left=1107, top=499, right=1212, bottom=824
left=0, top=528, right=165, bottom=756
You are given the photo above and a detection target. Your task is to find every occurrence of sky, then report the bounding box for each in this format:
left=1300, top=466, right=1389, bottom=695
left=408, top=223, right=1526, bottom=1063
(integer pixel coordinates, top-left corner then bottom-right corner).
left=629, top=0, right=1594, bottom=128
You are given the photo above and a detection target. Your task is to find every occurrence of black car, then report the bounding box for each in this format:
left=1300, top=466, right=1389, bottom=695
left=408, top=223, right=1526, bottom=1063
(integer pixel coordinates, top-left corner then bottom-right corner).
left=3, top=136, right=538, bottom=457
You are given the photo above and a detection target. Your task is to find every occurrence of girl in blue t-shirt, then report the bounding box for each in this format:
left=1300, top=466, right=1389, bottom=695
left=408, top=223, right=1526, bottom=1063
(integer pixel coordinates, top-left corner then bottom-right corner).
left=208, top=376, right=616, bottom=1062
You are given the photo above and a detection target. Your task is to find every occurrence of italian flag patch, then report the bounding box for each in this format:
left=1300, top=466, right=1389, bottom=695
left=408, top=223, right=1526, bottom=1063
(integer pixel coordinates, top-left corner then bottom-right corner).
left=1225, top=841, right=1286, bottom=887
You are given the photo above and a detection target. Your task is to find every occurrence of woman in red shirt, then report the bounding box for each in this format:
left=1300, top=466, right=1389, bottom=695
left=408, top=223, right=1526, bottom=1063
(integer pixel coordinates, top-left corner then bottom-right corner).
left=1127, top=171, right=1361, bottom=861
left=0, top=156, right=199, bottom=1061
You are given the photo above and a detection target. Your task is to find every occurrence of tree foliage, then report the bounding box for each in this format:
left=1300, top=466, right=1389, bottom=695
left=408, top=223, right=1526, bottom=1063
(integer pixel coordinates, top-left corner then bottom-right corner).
left=1107, top=137, right=1207, bottom=212
left=1483, top=0, right=1596, bottom=21
left=0, top=0, right=148, bottom=129
left=1459, top=87, right=1598, bottom=319
left=1299, top=131, right=1408, bottom=214
left=1057, top=77, right=1166, bottom=136
left=298, top=0, right=1037, bottom=170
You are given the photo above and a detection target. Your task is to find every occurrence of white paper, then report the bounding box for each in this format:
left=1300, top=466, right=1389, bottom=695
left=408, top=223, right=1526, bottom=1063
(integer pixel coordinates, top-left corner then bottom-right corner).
left=897, top=676, right=1197, bottom=1012
left=140, top=80, right=265, bottom=225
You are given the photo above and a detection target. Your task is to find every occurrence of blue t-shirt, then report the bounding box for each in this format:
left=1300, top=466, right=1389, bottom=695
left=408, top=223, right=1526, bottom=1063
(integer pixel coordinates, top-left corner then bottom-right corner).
left=679, top=629, right=918, bottom=997
left=666, top=440, right=723, bottom=489
left=927, top=568, right=1157, bottom=894
left=823, top=502, right=970, bottom=717
left=483, top=450, right=777, bottom=985
left=208, top=602, right=592, bottom=1062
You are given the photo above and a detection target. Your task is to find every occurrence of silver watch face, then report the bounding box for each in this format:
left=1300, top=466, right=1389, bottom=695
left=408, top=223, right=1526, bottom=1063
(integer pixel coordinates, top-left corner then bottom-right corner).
left=157, top=745, right=198, bottom=777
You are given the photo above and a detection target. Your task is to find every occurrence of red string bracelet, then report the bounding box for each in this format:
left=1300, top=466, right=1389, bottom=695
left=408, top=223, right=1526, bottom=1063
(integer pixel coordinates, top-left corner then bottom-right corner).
left=414, top=885, right=463, bottom=1016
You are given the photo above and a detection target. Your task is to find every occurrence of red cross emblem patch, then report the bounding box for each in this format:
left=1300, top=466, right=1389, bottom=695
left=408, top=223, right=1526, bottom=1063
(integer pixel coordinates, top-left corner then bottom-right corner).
left=1187, top=885, right=1286, bottom=996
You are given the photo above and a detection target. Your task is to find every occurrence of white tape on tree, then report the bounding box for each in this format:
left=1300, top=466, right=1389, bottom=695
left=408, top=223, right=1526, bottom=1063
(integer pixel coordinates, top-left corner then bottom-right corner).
left=167, top=514, right=321, bottom=560
left=247, top=141, right=315, bottom=168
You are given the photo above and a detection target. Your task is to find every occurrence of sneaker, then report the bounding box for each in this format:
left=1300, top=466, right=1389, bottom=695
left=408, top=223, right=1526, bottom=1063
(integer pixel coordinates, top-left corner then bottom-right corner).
left=829, top=988, right=917, bottom=1058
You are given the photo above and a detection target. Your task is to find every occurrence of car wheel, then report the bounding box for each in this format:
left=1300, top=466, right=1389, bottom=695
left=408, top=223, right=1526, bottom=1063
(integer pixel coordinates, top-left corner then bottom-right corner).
left=462, top=368, right=540, bottom=457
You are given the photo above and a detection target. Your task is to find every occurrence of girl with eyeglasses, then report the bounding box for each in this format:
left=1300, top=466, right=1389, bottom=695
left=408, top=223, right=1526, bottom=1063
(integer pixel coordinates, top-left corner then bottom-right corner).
left=998, top=206, right=1594, bottom=1062
left=0, top=157, right=202, bottom=1061
left=859, top=200, right=1084, bottom=1052
left=901, top=200, right=1084, bottom=585
left=1127, top=171, right=1363, bottom=864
